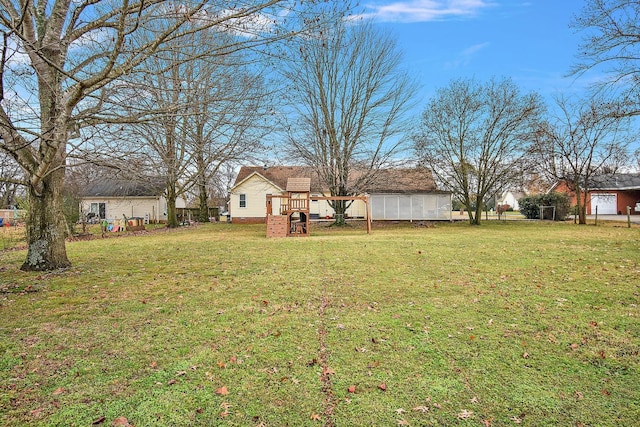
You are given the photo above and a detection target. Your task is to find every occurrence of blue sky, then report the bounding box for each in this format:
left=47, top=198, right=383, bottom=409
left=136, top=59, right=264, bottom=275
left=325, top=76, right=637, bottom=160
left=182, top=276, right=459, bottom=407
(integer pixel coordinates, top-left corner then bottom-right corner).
left=363, top=1, right=593, bottom=106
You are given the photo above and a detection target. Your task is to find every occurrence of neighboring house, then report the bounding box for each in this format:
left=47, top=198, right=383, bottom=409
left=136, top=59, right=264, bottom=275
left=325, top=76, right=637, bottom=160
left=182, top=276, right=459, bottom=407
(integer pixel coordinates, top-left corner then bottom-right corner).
left=229, top=166, right=451, bottom=223
left=79, top=179, right=187, bottom=223
left=497, top=190, right=527, bottom=211
left=550, top=174, right=640, bottom=215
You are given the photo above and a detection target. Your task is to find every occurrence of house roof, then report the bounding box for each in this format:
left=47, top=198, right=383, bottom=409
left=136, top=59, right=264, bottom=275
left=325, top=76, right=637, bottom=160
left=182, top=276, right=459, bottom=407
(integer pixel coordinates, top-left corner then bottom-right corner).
left=233, top=166, right=325, bottom=192
left=286, top=177, right=311, bottom=192
left=232, top=166, right=440, bottom=194
left=588, top=173, right=640, bottom=190
left=363, top=167, right=437, bottom=193
left=79, top=178, right=166, bottom=198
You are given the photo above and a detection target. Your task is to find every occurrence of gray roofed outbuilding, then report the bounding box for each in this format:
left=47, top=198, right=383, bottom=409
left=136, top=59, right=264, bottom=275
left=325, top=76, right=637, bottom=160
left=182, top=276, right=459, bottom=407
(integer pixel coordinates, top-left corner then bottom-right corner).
left=79, top=178, right=166, bottom=198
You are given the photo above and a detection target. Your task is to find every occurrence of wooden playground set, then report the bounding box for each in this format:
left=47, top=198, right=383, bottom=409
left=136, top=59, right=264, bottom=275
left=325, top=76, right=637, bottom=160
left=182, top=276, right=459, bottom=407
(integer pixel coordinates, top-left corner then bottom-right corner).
left=265, top=178, right=371, bottom=237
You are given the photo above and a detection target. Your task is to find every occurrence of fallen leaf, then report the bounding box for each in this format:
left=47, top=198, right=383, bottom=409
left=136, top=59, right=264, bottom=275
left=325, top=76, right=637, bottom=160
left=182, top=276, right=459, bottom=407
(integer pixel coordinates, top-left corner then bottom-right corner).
left=217, top=361, right=226, bottom=369
left=219, top=411, right=230, bottom=418
left=150, top=361, right=158, bottom=369
left=457, top=409, right=473, bottom=419
left=167, top=379, right=176, bottom=385
left=29, top=408, right=43, bottom=418
left=216, top=386, right=229, bottom=396
left=397, top=419, right=409, bottom=426
left=52, top=387, right=65, bottom=396
left=322, top=367, right=336, bottom=376
left=412, top=406, right=429, bottom=413
left=601, top=388, right=611, bottom=396
left=433, top=403, right=442, bottom=409
left=112, top=417, right=131, bottom=426
left=378, top=382, right=387, bottom=391
left=347, top=385, right=356, bottom=393
left=395, top=408, right=406, bottom=414
left=483, top=418, right=492, bottom=427
left=510, top=416, right=522, bottom=424
left=522, top=352, right=529, bottom=359
left=311, top=413, right=322, bottom=421
left=570, top=343, right=579, bottom=350
left=575, top=390, right=584, bottom=399
left=92, top=416, right=106, bottom=425
left=196, top=408, right=203, bottom=414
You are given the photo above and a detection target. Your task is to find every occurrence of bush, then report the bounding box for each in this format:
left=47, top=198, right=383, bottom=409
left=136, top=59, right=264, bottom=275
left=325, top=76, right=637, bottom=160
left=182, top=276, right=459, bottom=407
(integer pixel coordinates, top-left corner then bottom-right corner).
left=518, top=192, right=570, bottom=221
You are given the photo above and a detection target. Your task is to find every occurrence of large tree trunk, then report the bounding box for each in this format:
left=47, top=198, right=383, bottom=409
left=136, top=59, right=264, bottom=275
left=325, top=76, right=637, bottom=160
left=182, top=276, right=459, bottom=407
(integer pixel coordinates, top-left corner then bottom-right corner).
left=332, top=199, right=348, bottom=226
left=197, top=183, right=209, bottom=222
left=471, top=201, right=483, bottom=225
left=166, top=183, right=179, bottom=228
left=21, top=167, right=71, bottom=271
left=575, top=186, right=587, bottom=224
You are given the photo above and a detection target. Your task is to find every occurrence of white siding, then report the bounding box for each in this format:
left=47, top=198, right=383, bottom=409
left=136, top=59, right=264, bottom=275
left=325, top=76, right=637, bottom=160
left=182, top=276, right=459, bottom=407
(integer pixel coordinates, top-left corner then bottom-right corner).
left=230, top=176, right=281, bottom=219
left=81, top=197, right=163, bottom=222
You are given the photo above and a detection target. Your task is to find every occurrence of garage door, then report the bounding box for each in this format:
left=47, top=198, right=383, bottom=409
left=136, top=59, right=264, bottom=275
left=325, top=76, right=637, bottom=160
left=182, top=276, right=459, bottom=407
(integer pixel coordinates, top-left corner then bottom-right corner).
left=590, top=193, right=617, bottom=215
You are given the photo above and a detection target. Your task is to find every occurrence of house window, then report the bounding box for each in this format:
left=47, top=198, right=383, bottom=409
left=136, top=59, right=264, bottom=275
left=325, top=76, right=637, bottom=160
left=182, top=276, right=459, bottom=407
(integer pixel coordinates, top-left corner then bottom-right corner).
left=239, top=194, right=247, bottom=208
left=90, top=202, right=106, bottom=219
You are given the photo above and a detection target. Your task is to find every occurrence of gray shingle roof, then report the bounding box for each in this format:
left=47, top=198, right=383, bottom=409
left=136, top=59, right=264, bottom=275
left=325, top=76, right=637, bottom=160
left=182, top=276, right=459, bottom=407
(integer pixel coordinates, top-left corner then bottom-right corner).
left=80, top=178, right=166, bottom=198
left=589, top=174, right=640, bottom=190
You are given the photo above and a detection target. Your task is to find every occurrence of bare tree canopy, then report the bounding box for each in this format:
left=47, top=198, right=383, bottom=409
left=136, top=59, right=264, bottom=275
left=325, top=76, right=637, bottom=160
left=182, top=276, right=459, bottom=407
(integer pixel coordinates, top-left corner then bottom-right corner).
left=531, top=95, right=634, bottom=224
left=414, top=77, right=544, bottom=225
left=279, top=15, right=417, bottom=224
left=571, top=0, right=640, bottom=115
left=0, top=0, right=330, bottom=270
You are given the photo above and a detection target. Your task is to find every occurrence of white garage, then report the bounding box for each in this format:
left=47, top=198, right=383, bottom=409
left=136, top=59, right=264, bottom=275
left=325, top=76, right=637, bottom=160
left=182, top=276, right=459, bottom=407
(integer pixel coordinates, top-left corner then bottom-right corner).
left=590, top=193, right=617, bottom=215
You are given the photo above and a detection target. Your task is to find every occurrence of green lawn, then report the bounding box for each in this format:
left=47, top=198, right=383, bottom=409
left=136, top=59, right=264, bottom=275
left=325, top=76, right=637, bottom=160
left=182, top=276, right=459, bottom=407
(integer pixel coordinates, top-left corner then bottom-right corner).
left=1, top=221, right=638, bottom=426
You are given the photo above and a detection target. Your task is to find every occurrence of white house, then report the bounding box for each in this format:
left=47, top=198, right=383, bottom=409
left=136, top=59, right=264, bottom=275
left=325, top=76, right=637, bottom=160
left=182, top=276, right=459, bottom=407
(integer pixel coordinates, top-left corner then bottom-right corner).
left=79, top=179, right=186, bottom=223
left=497, top=190, right=527, bottom=211
left=229, top=166, right=451, bottom=223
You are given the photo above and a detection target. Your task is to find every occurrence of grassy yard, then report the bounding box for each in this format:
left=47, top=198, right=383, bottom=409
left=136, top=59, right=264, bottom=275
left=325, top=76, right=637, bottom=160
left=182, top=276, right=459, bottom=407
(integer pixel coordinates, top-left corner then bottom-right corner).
left=0, top=221, right=638, bottom=426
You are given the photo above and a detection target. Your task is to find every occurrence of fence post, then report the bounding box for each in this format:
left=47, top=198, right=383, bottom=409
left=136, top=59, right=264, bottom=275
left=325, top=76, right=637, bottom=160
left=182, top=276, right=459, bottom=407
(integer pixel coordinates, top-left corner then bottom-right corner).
left=595, top=206, right=598, bottom=226
left=627, top=206, right=631, bottom=229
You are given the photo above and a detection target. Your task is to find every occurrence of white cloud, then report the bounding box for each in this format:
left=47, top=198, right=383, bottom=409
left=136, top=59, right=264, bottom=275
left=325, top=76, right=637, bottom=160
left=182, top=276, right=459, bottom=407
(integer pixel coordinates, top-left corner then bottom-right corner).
left=361, top=0, right=495, bottom=23
left=461, top=42, right=489, bottom=56
left=444, top=42, right=489, bottom=69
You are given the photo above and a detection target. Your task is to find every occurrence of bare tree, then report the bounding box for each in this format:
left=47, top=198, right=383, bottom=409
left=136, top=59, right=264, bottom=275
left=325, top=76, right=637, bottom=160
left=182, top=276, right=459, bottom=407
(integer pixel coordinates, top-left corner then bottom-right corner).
left=531, top=95, right=634, bottom=224
left=280, top=16, right=416, bottom=225
left=571, top=0, right=640, bottom=116
left=414, top=78, right=544, bottom=225
left=0, top=1, right=330, bottom=270
left=181, top=35, right=271, bottom=222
